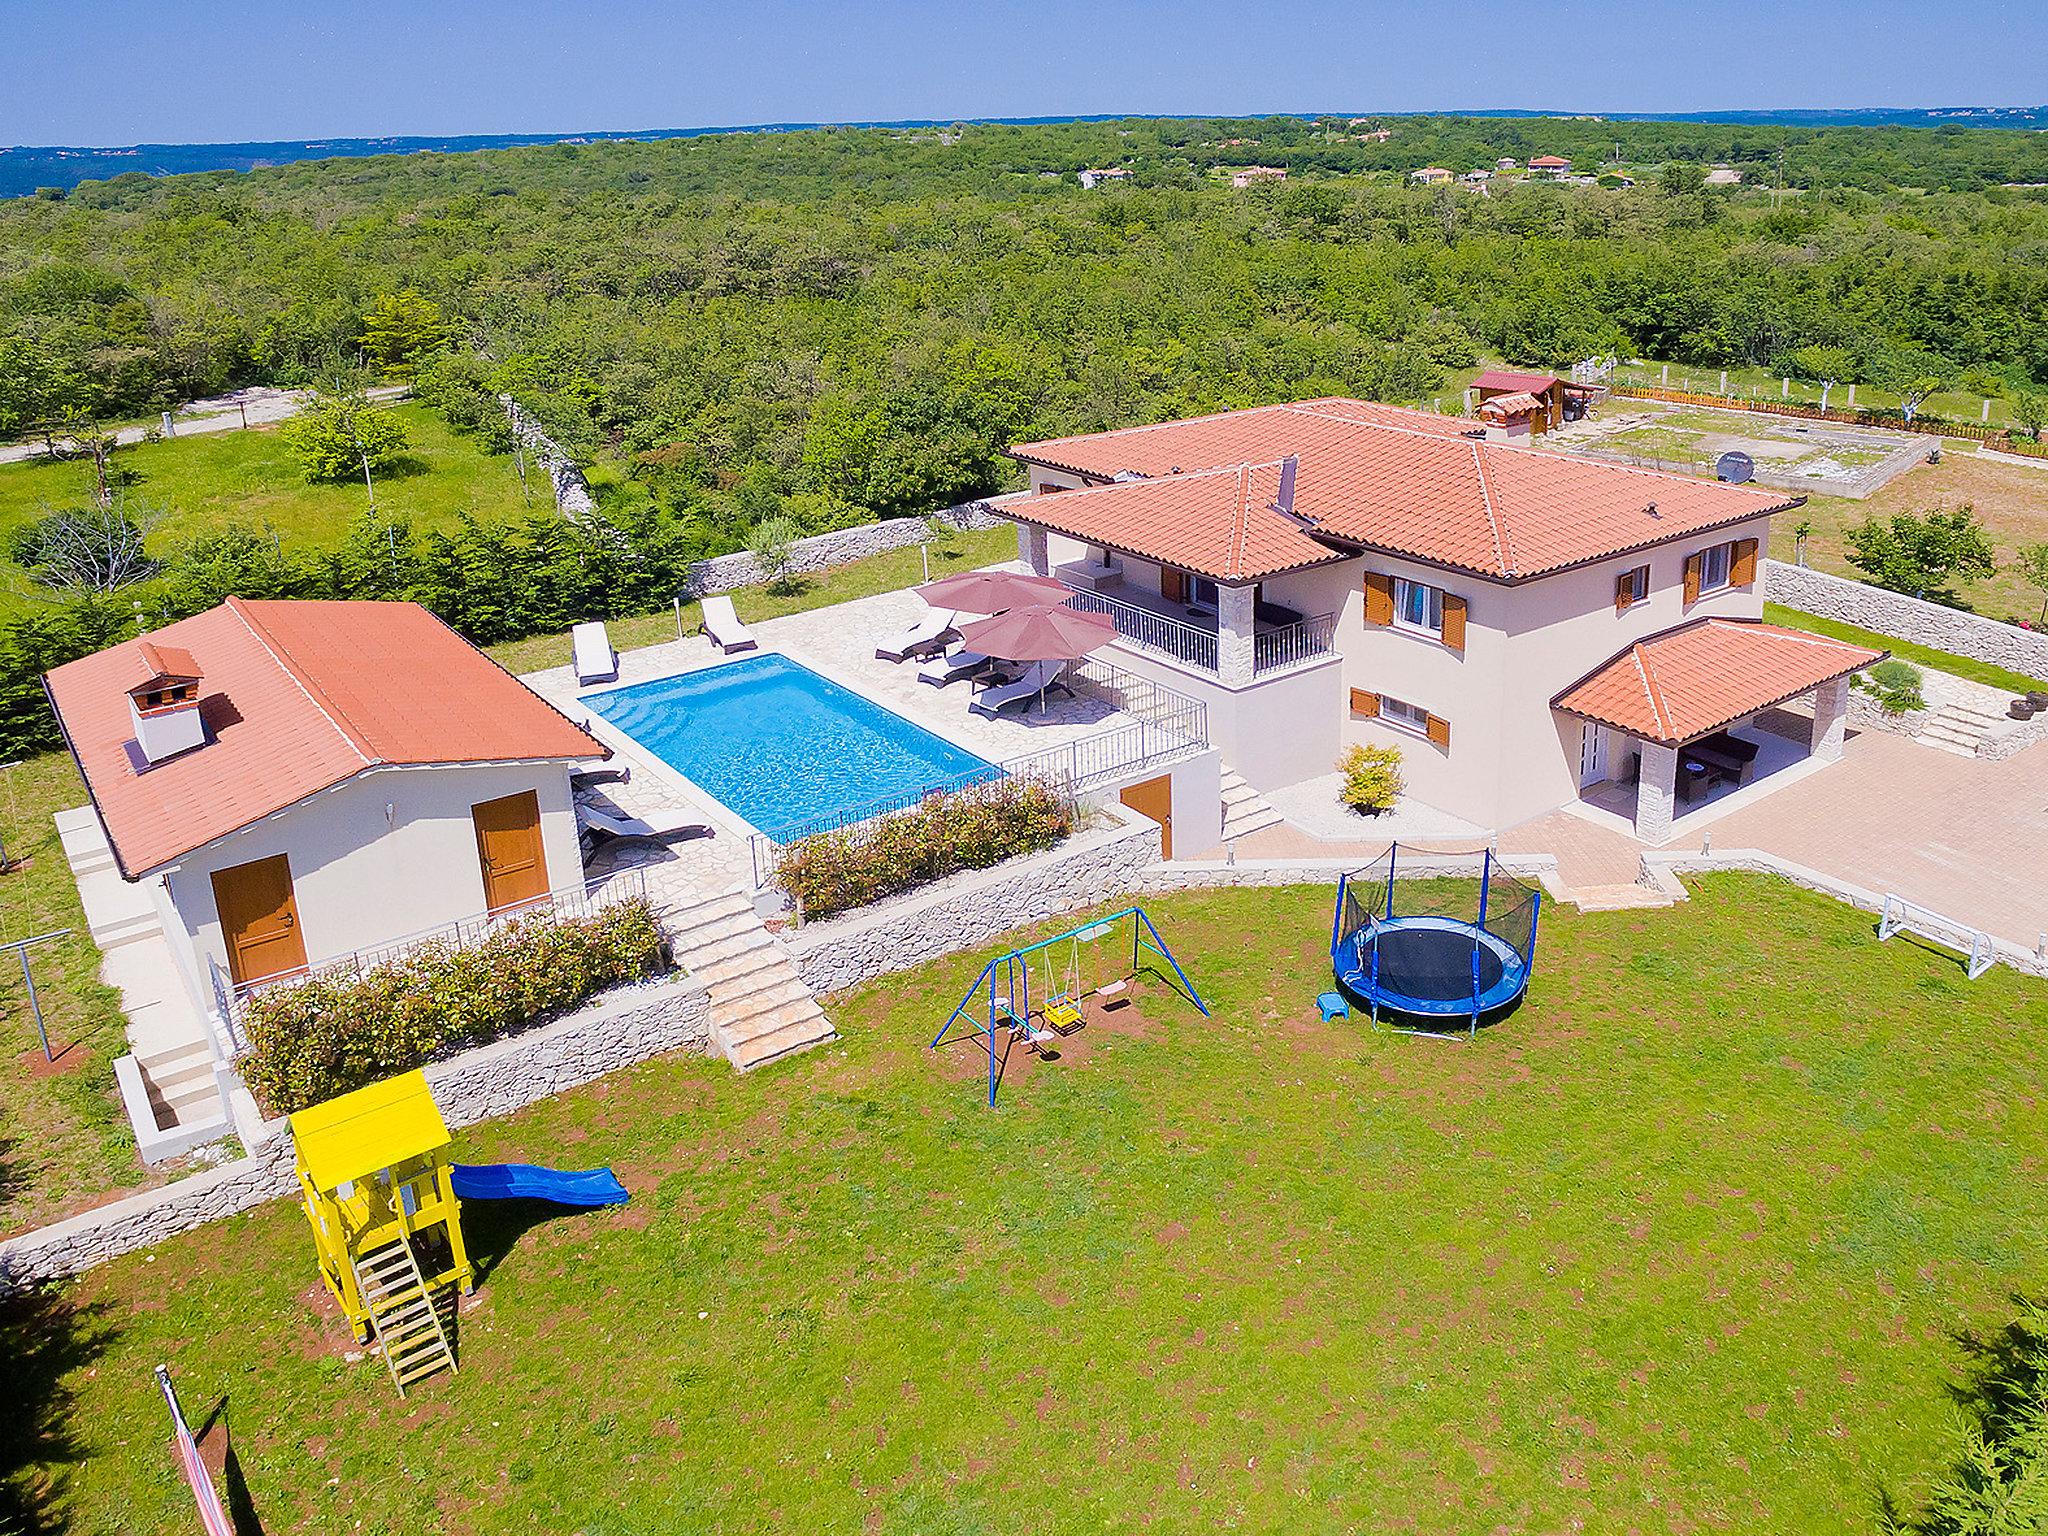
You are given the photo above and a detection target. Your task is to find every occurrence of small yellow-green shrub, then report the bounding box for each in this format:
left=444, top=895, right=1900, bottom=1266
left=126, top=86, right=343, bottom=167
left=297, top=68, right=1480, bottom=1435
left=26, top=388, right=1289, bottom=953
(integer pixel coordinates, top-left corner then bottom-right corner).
left=1337, top=743, right=1404, bottom=813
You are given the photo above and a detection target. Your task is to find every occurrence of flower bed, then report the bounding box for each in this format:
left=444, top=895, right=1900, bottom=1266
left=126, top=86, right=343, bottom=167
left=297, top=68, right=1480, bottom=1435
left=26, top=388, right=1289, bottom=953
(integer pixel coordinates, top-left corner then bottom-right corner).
left=774, top=774, right=1075, bottom=922
left=239, top=897, right=668, bottom=1116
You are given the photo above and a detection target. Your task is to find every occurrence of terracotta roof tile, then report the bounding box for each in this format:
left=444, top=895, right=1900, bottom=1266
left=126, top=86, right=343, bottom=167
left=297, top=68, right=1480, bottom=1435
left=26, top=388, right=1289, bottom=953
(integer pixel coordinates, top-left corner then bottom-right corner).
left=1009, top=397, right=1797, bottom=581
left=1471, top=370, right=1561, bottom=393
left=1552, top=618, right=1883, bottom=744
left=46, top=599, right=606, bottom=877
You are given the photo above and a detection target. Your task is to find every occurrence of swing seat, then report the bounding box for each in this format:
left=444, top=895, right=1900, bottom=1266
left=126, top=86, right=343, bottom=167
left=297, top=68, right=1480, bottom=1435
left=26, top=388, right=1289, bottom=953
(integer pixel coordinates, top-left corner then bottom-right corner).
left=1043, top=994, right=1083, bottom=1031
left=1021, top=1023, right=1059, bottom=1054
left=1094, top=979, right=1127, bottom=999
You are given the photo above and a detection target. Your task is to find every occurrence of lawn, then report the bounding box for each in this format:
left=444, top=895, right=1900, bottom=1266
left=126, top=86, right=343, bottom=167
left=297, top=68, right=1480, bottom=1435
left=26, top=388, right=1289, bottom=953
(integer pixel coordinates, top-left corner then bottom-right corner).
left=1765, top=602, right=2048, bottom=694
left=0, top=404, right=539, bottom=620
left=8, top=876, right=2047, bottom=1534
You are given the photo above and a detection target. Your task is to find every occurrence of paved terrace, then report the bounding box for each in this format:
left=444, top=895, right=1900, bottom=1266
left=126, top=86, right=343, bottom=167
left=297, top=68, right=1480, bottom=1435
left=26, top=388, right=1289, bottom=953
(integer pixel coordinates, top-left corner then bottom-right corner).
left=522, top=582, right=1178, bottom=908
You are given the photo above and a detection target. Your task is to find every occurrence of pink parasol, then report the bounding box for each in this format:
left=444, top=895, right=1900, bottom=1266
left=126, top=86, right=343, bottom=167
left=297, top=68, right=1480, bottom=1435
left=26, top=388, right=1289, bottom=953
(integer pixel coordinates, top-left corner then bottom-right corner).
left=915, top=569, right=1072, bottom=616
left=955, top=601, right=1118, bottom=663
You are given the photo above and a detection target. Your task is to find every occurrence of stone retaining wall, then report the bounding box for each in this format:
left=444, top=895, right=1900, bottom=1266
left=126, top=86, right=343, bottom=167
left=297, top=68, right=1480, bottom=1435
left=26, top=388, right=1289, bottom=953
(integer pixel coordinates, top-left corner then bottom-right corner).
left=1765, top=560, right=2048, bottom=680
left=786, top=807, right=1161, bottom=994
left=499, top=394, right=596, bottom=519
left=0, top=973, right=710, bottom=1295
left=681, top=498, right=1016, bottom=598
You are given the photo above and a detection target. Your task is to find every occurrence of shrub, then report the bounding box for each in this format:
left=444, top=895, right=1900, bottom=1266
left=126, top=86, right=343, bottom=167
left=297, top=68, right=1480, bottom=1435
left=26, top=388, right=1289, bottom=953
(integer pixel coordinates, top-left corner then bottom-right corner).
left=775, top=775, right=1075, bottom=921
left=278, top=390, right=411, bottom=483
left=238, top=897, right=667, bottom=1115
left=1337, top=744, right=1404, bottom=813
left=1856, top=658, right=1926, bottom=716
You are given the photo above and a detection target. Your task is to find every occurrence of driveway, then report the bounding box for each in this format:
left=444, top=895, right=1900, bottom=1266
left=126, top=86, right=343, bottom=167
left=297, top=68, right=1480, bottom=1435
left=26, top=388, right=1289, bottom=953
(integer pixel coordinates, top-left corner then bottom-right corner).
left=0, top=384, right=409, bottom=464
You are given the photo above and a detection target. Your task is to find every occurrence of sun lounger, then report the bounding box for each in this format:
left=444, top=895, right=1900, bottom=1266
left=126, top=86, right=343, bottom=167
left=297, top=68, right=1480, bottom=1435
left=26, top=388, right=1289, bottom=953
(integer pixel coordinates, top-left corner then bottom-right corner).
left=572, top=620, right=618, bottom=684
left=876, top=608, right=958, bottom=663
left=576, top=800, right=712, bottom=846
left=699, top=594, right=758, bottom=655
left=970, top=660, right=1072, bottom=717
left=917, top=647, right=992, bottom=687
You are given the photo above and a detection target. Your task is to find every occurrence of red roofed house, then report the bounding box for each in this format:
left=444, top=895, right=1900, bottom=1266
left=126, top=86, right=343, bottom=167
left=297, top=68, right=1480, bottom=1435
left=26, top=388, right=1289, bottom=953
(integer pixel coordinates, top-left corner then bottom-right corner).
left=1006, top=398, right=1879, bottom=847
left=45, top=598, right=609, bottom=1158
left=1529, top=154, right=1572, bottom=176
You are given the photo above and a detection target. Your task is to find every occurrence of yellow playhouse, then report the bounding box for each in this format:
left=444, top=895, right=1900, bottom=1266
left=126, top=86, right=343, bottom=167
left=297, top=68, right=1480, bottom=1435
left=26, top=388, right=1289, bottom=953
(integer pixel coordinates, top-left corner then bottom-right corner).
left=290, top=1071, right=473, bottom=1394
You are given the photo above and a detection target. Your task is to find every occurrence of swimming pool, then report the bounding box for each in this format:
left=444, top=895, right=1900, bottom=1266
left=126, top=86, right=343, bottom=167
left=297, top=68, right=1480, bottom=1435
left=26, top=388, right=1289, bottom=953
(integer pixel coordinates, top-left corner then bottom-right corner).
left=584, top=654, right=997, bottom=841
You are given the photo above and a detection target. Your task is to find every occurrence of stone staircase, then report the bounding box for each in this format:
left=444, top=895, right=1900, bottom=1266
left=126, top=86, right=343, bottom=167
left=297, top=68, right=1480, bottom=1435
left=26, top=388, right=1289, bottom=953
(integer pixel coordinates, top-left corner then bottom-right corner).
left=1915, top=700, right=2002, bottom=757
left=1219, top=767, right=1284, bottom=842
left=135, top=1039, right=224, bottom=1131
left=667, top=888, right=834, bottom=1071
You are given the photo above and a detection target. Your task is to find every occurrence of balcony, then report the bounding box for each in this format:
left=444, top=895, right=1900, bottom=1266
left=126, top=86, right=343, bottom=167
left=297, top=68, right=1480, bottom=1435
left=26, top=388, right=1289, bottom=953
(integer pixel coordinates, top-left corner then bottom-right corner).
left=1060, top=582, right=1336, bottom=681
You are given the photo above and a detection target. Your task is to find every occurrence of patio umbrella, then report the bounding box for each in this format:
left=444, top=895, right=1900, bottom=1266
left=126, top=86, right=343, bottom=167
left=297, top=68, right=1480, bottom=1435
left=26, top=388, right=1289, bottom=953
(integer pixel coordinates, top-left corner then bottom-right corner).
left=956, top=600, right=1118, bottom=713
left=915, top=569, right=1071, bottom=616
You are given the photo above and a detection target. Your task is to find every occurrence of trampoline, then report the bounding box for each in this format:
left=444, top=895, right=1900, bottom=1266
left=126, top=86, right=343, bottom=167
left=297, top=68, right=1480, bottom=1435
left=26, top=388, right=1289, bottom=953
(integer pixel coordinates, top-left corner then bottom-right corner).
left=1330, top=844, right=1541, bottom=1036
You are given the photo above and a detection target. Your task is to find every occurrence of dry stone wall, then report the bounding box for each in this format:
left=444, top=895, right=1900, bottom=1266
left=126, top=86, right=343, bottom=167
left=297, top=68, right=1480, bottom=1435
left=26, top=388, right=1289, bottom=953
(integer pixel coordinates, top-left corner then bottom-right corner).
left=499, top=394, right=597, bottom=519
left=1765, top=560, right=2048, bottom=680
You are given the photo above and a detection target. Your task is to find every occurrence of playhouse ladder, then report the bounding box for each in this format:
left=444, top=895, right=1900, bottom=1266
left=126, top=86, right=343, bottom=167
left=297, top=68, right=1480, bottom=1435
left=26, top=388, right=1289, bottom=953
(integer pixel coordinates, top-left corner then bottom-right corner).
left=351, top=1237, right=458, bottom=1395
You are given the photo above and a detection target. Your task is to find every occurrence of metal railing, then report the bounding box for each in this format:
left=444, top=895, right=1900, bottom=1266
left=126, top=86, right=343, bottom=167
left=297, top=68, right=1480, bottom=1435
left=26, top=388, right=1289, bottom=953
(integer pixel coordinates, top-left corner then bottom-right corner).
left=1060, top=585, right=1219, bottom=672
left=1253, top=611, right=1338, bottom=675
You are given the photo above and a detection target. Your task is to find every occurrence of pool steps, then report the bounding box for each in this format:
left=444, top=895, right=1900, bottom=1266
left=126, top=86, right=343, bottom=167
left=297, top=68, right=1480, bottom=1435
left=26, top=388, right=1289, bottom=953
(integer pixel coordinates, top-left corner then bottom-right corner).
left=666, top=889, right=835, bottom=1071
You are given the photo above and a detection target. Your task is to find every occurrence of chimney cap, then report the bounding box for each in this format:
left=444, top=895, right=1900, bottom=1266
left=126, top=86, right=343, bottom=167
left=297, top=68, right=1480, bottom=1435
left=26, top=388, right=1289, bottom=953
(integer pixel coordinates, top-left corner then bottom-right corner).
left=122, top=640, right=202, bottom=696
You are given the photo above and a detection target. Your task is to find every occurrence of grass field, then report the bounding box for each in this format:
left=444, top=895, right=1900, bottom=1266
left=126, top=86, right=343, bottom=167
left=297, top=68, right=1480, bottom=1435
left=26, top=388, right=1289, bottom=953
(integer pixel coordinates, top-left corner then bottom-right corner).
left=8, top=877, right=2046, bottom=1534
left=0, top=405, right=537, bottom=620
left=1765, top=602, right=2048, bottom=694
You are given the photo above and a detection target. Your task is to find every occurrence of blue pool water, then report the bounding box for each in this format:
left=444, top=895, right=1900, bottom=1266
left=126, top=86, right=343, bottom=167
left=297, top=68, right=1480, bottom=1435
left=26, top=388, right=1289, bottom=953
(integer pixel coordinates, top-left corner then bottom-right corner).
left=584, top=654, right=996, bottom=840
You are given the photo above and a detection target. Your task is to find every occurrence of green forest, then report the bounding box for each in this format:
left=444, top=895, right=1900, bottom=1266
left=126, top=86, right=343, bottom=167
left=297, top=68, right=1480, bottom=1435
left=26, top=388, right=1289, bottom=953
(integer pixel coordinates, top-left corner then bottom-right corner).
left=2, top=112, right=2047, bottom=753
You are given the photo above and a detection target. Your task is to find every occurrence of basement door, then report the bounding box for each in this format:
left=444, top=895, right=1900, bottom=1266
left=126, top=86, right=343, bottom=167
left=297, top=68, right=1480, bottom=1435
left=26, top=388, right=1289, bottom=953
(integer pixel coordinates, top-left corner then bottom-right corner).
left=211, top=853, right=308, bottom=988
left=1119, top=773, right=1175, bottom=860
left=472, top=789, right=550, bottom=914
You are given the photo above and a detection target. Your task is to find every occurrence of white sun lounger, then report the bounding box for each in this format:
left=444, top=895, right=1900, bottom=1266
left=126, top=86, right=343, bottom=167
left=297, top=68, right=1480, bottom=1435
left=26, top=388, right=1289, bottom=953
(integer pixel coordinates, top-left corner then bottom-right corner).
left=700, top=594, right=758, bottom=655
left=917, top=647, right=991, bottom=687
left=876, top=608, right=958, bottom=662
left=577, top=800, right=711, bottom=845
left=970, top=660, right=1070, bottom=717
left=572, top=620, right=618, bottom=684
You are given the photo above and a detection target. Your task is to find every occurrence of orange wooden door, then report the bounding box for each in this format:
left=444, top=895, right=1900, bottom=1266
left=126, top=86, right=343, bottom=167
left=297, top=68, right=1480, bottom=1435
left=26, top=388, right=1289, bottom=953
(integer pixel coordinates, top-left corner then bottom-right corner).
left=1119, top=774, right=1175, bottom=859
left=472, top=790, right=550, bottom=913
left=211, top=854, right=308, bottom=987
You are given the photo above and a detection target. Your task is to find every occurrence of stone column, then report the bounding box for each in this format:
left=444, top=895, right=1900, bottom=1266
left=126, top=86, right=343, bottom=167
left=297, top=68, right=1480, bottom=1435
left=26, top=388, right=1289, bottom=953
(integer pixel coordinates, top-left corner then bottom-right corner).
left=1216, top=582, right=1257, bottom=687
left=1634, top=739, right=1680, bottom=844
left=1017, top=523, right=1050, bottom=576
left=1809, top=676, right=1850, bottom=762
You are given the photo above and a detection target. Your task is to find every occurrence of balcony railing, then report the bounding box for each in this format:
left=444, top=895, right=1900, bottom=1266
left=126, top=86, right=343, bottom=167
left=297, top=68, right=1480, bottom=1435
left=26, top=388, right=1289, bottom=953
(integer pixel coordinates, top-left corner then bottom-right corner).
left=1254, top=611, right=1338, bottom=675
left=1061, top=583, right=1336, bottom=679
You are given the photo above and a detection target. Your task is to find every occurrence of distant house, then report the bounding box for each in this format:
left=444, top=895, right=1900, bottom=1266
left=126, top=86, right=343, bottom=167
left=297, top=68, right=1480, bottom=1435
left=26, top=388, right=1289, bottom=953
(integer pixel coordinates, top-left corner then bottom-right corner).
left=1410, top=166, right=1454, bottom=185
left=1528, top=155, right=1572, bottom=177
left=1468, top=369, right=1593, bottom=435
left=1462, top=169, right=1492, bottom=183
left=1230, top=166, right=1288, bottom=188
left=1078, top=167, right=1131, bottom=189
left=1352, top=127, right=1394, bottom=142
left=1497, top=156, right=1520, bottom=172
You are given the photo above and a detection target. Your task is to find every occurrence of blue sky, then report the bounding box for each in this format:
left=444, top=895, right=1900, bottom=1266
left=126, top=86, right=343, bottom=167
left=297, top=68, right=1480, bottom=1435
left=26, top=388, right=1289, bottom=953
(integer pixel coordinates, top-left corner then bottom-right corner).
left=5, top=0, right=2045, bottom=146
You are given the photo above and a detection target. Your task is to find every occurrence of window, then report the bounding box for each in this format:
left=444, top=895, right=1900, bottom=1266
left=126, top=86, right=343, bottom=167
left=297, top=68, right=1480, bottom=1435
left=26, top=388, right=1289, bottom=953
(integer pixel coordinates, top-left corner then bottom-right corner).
left=1190, top=576, right=1219, bottom=611
left=1617, top=564, right=1649, bottom=611
left=1393, top=577, right=1443, bottom=634
left=1698, top=542, right=1732, bottom=594
left=1380, top=695, right=1432, bottom=733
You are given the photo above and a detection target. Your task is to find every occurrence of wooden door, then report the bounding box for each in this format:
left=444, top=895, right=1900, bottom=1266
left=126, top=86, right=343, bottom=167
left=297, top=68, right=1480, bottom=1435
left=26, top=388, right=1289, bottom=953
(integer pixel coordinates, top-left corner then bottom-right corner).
left=212, top=854, right=307, bottom=987
left=472, top=790, right=550, bottom=914
left=1119, top=774, right=1175, bottom=859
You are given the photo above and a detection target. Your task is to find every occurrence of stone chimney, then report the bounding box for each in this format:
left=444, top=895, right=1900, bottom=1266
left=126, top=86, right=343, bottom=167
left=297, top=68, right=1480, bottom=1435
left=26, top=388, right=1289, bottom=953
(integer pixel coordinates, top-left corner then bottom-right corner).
left=125, top=641, right=206, bottom=766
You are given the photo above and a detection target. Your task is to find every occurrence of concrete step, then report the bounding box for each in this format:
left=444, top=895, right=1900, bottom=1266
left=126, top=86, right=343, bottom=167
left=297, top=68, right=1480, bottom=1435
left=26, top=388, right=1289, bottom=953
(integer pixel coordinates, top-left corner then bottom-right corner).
left=684, top=929, right=777, bottom=975
left=724, top=1002, right=834, bottom=1072
left=695, top=945, right=782, bottom=992
left=667, top=907, right=761, bottom=949
left=1217, top=766, right=1284, bottom=843
left=55, top=806, right=115, bottom=876
left=714, top=970, right=814, bottom=1017
left=1569, top=883, right=1677, bottom=912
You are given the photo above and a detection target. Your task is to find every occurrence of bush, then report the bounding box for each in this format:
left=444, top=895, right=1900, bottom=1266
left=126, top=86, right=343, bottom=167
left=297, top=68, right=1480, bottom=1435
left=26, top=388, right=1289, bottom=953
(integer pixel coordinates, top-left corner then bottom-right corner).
left=277, top=390, right=411, bottom=483
left=1337, top=744, right=1404, bottom=813
left=775, top=775, right=1075, bottom=921
left=238, top=897, right=667, bottom=1115
left=1856, top=658, right=1926, bottom=715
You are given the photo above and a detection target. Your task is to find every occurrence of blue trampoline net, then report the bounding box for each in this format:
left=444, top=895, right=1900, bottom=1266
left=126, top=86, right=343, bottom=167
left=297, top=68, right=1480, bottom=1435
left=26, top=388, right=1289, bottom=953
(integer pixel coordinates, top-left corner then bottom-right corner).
left=1333, top=846, right=1540, bottom=1021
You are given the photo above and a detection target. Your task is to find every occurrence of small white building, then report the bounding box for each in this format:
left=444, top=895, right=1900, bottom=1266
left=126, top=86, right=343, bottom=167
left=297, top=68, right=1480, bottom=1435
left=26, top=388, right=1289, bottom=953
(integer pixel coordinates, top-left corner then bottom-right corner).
left=46, top=598, right=609, bottom=1159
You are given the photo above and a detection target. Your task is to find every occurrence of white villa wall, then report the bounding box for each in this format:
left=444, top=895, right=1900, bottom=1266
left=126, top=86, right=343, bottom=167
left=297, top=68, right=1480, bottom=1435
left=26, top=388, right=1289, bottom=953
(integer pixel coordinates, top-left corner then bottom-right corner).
left=157, top=760, right=586, bottom=992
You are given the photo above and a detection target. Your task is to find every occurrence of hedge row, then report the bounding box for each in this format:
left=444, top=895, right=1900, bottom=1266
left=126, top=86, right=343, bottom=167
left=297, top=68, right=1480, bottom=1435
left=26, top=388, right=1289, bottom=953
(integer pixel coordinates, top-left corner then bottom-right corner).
left=774, top=775, right=1075, bottom=922
left=239, top=897, right=667, bottom=1116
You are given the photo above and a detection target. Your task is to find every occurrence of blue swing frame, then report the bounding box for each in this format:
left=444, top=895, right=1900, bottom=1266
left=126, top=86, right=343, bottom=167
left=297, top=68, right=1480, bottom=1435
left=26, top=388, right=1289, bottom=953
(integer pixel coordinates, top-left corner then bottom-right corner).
left=932, top=905, right=1209, bottom=1105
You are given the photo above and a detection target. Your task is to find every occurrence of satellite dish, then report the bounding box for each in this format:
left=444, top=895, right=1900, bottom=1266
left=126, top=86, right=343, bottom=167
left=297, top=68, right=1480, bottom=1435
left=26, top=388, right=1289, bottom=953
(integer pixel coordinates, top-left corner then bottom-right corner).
left=1716, top=451, right=1755, bottom=484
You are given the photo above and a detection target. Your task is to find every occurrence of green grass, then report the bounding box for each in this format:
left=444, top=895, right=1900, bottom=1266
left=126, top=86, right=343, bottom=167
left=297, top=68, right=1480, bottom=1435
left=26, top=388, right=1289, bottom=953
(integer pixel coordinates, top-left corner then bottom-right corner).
left=9, top=877, right=2048, bottom=1533
left=0, top=404, right=539, bottom=619
left=1765, top=601, right=2048, bottom=693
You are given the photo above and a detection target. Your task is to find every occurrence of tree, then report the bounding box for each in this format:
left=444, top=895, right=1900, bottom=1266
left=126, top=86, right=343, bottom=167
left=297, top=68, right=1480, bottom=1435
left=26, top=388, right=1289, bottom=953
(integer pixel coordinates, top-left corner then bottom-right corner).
left=1784, top=345, right=1855, bottom=409
left=1843, top=505, right=1998, bottom=606
left=2014, top=543, right=2048, bottom=624
left=7, top=497, right=162, bottom=594
left=0, top=334, right=58, bottom=444
left=277, top=389, right=410, bottom=488
left=2012, top=388, right=2047, bottom=442
left=1868, top=345, right=1949, bottom=424
left=748, top=515, right=802, bottom=592
left=358, top=289, right=452, bottom=383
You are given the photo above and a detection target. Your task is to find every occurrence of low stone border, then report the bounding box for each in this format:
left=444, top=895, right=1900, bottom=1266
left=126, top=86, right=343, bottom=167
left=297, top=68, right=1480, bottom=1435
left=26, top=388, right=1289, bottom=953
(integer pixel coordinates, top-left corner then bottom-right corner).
left=680, top=498, right=1018, bottom=598
left=0, top=972, right=710, bottom=1296
left=1139, top=851, right=1557, bottom=889
left=499, top=395, right=596, bottom=519
left=1975, top=445, right=2048, bottom=472
left=1765, top=561, right=2048, bottom=680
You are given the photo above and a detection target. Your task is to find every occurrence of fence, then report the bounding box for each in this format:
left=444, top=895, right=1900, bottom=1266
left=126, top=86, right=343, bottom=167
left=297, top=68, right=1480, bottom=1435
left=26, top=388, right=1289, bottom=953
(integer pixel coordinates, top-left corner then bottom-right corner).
left=1061, top=586, right=1219, bottom=672
left=1608, top=385, right=2007, bottom=443
left=1255, top=612, right=1339, bottom=675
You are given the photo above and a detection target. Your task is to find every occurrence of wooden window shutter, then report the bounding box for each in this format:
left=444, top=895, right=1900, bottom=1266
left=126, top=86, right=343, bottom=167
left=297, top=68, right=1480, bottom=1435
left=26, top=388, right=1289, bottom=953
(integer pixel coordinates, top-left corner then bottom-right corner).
left=1160, top=566, right=1189, bottom=603
left=1363, top=571, right=1394, bottom=626
left=1682, top=552, right=1702, bottom=606
left=1615, top=570, right=1635, bottom=613
left=1425, top=713, right=1451, bottom=750
left=1731, top=538, right=1759, bottom=586
left=1441, top=593, right=1467, bottom=651
left=1349, top=688, right=1381, bottom=718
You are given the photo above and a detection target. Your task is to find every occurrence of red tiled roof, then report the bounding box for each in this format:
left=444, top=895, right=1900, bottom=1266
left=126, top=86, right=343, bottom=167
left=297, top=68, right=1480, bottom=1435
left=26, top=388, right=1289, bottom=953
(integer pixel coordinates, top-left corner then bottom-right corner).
left=1529, top=156, right=1571, bottom=167
left=1478, top=391, right=1542, bottom=417
left=1470, top=370, right=1561, bottom=394
left=1009, top=398, right=1797, bottom=581
left=46, top=598, right=606, bottom=877
left=1552, top=618, right=1883, bottom=745
left=1017, top=462, right=1344, bottom=582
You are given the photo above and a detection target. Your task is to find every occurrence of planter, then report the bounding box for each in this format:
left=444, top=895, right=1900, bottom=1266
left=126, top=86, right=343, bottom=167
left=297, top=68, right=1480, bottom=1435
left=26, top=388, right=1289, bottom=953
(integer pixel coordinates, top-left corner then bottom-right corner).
left=2011, top=700, right=2037, bottom=720
left=2027, top=691, right=2048, bottom=710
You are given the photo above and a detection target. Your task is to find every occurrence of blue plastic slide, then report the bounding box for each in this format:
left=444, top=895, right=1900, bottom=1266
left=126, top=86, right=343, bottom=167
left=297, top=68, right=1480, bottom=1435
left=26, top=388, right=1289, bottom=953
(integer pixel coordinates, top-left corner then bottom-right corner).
left=449, top=1163, right=629, bottom=1207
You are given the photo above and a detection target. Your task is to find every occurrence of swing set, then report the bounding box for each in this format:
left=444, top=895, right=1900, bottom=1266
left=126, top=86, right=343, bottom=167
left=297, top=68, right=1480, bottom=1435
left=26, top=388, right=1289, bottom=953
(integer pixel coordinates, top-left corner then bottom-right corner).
left=932, top=905, right=1208, bottom=1105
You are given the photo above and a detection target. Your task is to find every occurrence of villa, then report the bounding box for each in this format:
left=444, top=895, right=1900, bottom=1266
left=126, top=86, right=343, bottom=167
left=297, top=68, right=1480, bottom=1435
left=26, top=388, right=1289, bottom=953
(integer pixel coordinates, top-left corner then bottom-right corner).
left=1528, top=154, right=1573, bottom=176
left=1003, top=397, right=1881, bottom=840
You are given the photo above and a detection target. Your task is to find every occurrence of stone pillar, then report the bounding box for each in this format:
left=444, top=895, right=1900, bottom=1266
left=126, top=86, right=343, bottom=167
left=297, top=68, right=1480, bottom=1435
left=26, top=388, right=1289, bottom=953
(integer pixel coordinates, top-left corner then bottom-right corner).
left=1017, top=523, right=1050, bottom=576
left=1809, top=676, right=1850, bottom=762
left=1634, top=739, right=1679, bottom=844
left=1216, top=582, right=1257, bottom=687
